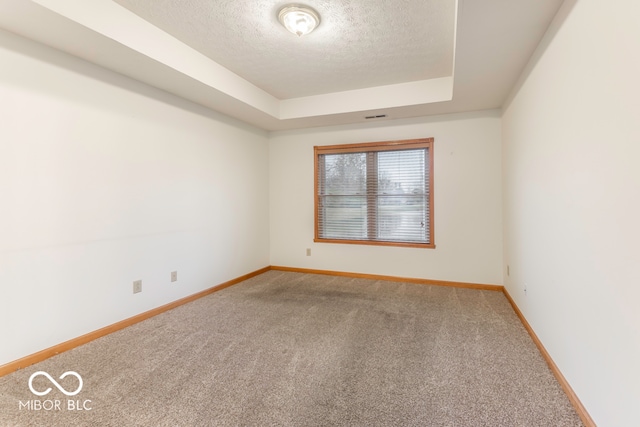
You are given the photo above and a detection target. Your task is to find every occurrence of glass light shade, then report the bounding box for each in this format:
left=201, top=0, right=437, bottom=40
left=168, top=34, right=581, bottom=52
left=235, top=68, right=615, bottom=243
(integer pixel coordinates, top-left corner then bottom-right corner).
left=278, top=5, right=320, bottom=37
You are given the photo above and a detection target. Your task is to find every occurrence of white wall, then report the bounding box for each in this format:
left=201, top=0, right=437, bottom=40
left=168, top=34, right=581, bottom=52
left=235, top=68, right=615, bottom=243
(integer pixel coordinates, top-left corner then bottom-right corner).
left=269, top=111, right=503, bottom=285
left=502, top=0, right=640, bottom=425
left=0, top=29, right=270, bottom=366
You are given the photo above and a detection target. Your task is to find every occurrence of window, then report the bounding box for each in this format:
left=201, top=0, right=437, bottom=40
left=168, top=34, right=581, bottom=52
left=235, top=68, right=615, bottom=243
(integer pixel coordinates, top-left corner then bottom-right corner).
left=314, top=138, right=434, bottom=248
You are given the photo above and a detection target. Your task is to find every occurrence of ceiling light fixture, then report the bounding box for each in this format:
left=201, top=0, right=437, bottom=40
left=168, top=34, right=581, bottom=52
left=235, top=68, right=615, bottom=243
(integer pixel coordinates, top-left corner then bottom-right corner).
left=278, top=5, right=320, bottom=37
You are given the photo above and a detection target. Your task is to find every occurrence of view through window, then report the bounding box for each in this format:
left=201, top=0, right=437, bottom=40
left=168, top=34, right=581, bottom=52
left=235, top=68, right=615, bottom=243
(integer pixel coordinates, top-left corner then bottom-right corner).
left=314, top=138, right=434, bottom=248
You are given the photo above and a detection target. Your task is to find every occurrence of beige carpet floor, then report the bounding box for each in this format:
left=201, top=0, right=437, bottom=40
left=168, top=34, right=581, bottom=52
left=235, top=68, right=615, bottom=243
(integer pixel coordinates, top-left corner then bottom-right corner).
left=0, top=271, right=583, bottom=426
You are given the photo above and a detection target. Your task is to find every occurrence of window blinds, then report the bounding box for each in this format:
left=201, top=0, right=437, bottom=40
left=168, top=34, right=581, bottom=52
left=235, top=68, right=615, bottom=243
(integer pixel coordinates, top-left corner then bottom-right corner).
left=315, top=139, right=432, bottom=246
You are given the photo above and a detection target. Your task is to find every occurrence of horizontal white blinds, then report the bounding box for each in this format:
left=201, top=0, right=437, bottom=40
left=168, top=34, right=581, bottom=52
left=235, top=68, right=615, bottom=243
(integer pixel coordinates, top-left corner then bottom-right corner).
left=317, top=146, right=430, bottom=244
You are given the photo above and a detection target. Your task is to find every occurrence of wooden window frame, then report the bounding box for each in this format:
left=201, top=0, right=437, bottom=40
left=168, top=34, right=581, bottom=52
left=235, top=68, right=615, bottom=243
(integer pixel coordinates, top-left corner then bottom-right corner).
left=314, top=138, right=435, bottom=249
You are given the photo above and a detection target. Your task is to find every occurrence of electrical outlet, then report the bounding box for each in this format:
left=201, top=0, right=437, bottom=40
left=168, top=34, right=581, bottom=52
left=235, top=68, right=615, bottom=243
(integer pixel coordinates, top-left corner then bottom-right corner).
left=133, top=280, right=142, bottom=294
left=507, top=265, right=510, bottom=276
left=306, top=248, right=311, bottom=256
left=171, top=271, right=178, bottom=282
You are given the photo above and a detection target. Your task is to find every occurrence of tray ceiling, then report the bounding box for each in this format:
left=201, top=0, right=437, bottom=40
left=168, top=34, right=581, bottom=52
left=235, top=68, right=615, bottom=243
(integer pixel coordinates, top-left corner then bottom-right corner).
left=114, top=0, right=456, bottom=99
left=0, top=0, right=565, bottom=130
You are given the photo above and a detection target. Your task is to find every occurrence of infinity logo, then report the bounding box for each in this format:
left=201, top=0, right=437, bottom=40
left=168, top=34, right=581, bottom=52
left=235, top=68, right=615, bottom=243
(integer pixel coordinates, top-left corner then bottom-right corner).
left=28, top=371, right=83, bottom=396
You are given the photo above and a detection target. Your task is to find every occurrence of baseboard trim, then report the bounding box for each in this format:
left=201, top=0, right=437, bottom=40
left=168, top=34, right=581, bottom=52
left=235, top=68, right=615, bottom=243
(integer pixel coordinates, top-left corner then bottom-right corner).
left=270, top=266, right=503, bottom=291
left=273, top=265, right=595, bottom=425
left=502, top=288, right=596, bottom=427
left=0, top=266, right=270, bottom=378
left=0, top=264, right=596, bottom=426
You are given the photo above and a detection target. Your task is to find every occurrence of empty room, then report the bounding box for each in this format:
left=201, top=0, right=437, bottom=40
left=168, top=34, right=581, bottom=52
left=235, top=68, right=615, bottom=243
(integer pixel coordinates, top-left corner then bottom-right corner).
left=0, top=0, right=638, bottom=426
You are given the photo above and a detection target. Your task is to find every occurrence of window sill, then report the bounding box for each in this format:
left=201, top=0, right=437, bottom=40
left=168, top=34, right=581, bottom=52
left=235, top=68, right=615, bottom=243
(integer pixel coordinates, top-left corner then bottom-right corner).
left=314, top=238, right=436, bottom=249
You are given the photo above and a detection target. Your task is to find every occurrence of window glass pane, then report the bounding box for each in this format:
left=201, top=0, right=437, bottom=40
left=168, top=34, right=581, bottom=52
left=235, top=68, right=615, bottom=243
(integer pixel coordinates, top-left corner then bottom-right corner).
left=319, top=153, right=367, bottom=239
left=321, top=153, right=366, bottom=195
left=376, top=150, right=427, bottom=242
left=377, top=150, right=425, bottom=195
left=319, top=196, right=367, bottom=240
left=316, top=140, right=432, bottom=247
left=377, top=196, right=427, bottom=242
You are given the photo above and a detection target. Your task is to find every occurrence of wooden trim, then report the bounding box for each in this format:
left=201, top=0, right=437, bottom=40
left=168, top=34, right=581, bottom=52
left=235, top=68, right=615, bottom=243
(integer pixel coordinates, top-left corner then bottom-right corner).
left=314, top=238, right=435, bottom=249
left=0, top=266, right=270, bottom=378
left=314, top=146, right=321, bottom=242
left=315, top=138, right=434, bottom=154
left=502, top=288, right=596, bottom=427
left=273, top=266, right=594, bottom=424
left=314, top=138, right=435, bottom=248
left=428, top=141, right=435, bottom=246
left=269, top=266, right=502, bottom=291
left=1, top=263, right=595, bottom=427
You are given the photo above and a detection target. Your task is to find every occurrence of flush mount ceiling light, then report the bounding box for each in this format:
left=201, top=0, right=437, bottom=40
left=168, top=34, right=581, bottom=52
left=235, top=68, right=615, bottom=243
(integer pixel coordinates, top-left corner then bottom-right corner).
left=278, top=5, right=321, bottom=37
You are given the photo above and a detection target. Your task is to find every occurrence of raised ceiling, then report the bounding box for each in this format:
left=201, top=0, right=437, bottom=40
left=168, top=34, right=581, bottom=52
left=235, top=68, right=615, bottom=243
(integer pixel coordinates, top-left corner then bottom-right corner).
left=115, top=0, right=456, bottom=99
left=0, top=0, right=565, bottom=130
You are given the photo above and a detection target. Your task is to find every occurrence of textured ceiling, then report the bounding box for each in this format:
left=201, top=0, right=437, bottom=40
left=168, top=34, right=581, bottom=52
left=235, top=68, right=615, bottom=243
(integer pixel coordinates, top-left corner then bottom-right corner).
left=0, top=0, right=566, bottom=130
left=113, top=0, right=456, bottom=99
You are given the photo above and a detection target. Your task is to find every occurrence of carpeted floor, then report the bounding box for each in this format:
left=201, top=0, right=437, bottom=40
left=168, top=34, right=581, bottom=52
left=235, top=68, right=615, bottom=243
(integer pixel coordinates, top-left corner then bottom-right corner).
left=0, top=271, right=583, bottom=426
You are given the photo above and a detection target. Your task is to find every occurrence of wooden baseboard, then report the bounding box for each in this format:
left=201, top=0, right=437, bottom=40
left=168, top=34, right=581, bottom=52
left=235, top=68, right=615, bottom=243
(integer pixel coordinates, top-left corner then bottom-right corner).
left=0, top=264, right=597, bottom=426
left=0, top=266, right=270, bottom=378
left=274, top=266, right=595, bottom=425
left=270, top=265, right=503, bottom=291
left=502, top=288, right=596, bottom=427
left=0, top=265, right=498, bottom=378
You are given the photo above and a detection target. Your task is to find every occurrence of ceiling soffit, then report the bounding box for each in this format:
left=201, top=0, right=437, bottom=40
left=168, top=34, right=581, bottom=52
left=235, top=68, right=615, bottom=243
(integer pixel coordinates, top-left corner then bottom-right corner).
left=0, top=0, right=565, bottom=130
left=114, top=0, right=456, bottom=99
